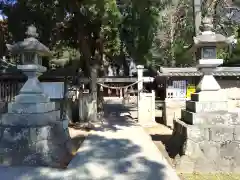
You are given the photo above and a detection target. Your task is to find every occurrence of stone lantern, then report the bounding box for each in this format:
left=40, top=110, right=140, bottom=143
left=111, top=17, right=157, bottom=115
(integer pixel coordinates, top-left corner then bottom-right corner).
left=0, top=25, right=72, bottom=168
left=166, top=17, right=240, bottom=173
left=193, top=17, right=235, bottom=94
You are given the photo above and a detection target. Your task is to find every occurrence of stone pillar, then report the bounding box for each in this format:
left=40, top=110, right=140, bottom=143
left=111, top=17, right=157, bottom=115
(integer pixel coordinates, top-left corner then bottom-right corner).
left=137, top=65, right=144, bottom=92
left=151, top=90, right=156, bottom=123
left=137, top=65, right=144, bottom=121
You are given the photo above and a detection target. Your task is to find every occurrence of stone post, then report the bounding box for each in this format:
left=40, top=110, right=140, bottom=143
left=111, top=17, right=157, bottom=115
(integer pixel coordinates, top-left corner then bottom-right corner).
left=137, top=65, right=144, bottom=94
left=151, top=90, right=156, bottom=123
left=137, top=65, right=144, bottom=121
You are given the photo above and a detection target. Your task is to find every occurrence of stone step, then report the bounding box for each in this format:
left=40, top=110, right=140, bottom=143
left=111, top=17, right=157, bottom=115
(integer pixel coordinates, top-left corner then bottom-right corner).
left=181, top=109, right=240, bottom=125
left=186, top=100, right=228, bottom=113
left=14, top=93, right=50, bottom=103
left=191, top=91, right=227, bottom=102
left=8, top=102, right=57, bottom=113
left=1, top=110, right=61, bottom=126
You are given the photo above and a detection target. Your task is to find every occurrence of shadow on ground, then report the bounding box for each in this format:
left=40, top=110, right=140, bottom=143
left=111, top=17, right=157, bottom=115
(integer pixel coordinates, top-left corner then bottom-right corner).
left=93, top=100, right=138, bottom=132
left=150, top=134, right=172, bottom=146
left=0, top=134, right=172, bottom=180
left=155, top=117, right=164, bottom=124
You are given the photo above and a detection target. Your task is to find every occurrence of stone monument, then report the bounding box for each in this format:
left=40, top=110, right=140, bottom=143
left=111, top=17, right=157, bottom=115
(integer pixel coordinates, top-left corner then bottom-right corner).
left=0, top=25, right=73, bottom=168
left=167, top=17, right=240, bottom=172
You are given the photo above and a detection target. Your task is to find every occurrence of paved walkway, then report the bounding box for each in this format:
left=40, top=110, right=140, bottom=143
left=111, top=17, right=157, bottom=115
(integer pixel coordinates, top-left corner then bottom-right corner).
left=0, top=99, right=180, bottom=180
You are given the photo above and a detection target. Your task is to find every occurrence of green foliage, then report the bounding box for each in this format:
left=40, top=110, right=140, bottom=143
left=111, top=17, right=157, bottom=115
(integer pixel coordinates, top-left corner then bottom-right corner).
left=5, top=0, right=240, bottom=70
left=119, top=0, right=160, bottom=64
left=1, top=0, right=164, bottom=69
left=150, top=0, right=195, bottom=67
left=225, top=27, right=240, bottom=65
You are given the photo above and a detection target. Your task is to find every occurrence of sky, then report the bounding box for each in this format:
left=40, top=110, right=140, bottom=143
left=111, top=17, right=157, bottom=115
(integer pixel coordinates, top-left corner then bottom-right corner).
left=0, top=0, right=17, bottom=20
left=0, top=11, right=5, bottom=21
left=0, top=13, right=3, bottom=21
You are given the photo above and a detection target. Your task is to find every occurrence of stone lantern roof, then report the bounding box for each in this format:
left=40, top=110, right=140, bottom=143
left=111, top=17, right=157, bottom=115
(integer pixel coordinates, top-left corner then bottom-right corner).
left=193, top=17, right=234, bottom=48
left=6, top=25, right=52, bottom=57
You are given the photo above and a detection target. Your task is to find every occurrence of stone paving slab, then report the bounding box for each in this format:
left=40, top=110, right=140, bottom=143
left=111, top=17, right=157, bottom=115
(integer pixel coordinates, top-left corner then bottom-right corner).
left=67, top=121, right=180, bottom=180
left=0, top=99, right=179, bottom=180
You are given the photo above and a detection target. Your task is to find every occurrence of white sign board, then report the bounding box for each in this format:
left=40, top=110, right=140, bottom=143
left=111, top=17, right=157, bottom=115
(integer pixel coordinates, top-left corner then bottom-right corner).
left=173, top=80, right=187, bottom=98
left=143, top=77, right=154, bottom=82
left=167, top=80, right=187, bottom=99
left=41, top=82, right=64, bottom=99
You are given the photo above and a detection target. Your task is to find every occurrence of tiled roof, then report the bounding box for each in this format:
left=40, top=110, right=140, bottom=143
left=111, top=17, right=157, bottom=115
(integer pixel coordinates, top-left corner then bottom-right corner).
left=158, top=67, right=240, bottom=76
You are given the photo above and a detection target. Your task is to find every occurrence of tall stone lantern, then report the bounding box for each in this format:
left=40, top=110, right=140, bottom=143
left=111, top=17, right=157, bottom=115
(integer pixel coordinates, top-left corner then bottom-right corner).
left=167, top=18, right=240, bottom=173
left=0, top=25, right=72, bottom=168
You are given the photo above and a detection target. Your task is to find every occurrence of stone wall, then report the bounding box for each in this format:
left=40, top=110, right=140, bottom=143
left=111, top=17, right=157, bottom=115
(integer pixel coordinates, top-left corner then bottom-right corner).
left=167, top=118, right=240, bottom=173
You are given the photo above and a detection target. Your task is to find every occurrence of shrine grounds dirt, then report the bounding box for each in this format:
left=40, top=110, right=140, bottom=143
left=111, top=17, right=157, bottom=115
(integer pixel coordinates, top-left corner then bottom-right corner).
left=178, top=173, right=240, bottom=180
left=69, top=126, right=90, bottom=155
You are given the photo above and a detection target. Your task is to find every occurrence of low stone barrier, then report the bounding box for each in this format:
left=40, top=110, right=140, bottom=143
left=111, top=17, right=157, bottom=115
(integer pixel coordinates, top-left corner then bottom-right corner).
left=167, top=113, right=240, bottom=173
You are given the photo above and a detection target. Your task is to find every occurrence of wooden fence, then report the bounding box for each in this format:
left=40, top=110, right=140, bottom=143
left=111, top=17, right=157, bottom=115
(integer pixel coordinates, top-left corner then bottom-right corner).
left=0, top=80, right=23, bottom=102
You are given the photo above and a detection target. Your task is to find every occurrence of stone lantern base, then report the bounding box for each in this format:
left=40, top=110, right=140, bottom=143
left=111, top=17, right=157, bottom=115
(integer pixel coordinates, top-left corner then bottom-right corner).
left=166, top=90, right=240, bottom=173
left=0, top=65, right=73, bottom=168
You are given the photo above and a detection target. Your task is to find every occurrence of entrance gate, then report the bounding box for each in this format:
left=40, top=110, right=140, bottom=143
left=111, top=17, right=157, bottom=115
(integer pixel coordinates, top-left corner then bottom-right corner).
left=76, top=65, right=156, bottom=126
left=95, top=65, right=156, bottom=126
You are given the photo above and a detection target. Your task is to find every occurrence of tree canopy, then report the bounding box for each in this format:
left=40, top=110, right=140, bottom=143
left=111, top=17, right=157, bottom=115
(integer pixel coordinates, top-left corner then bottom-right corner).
left=1, top=0, right=240, bottom=70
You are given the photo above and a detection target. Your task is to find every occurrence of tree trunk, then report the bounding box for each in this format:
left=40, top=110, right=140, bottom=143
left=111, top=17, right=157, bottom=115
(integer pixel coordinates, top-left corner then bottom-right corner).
left=77, top=31, right=98, bottom=122
left=90, top=62, right=98, bottom=122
